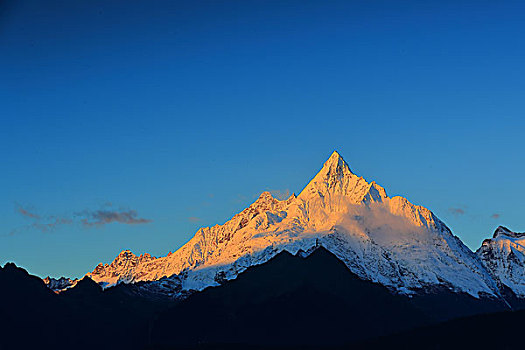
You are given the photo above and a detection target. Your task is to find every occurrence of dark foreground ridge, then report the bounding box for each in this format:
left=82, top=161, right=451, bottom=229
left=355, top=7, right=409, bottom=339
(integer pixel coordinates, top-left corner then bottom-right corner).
left=0, top=262, right=171, bottom=350
left=358, top=308, right=525, bottom=349
left=0, top=248, right=521, bottom=350
left=150, top=247, right=427, bottom=347
left=147, top=247, right=512, bottom=349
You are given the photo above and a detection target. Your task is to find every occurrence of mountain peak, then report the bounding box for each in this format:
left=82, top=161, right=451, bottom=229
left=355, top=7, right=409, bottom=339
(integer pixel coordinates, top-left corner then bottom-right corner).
left=43, top=276, right=78, bottom=292
left=323, top=150, right=353, bottom=174
left=87, top=150, right=500, bottom=299
left=305, top=151, right=355, bottom=188
left=117, top=250, right=136, bottom=258
left=328, top=150, right=344, bottom=161
left=256, top=191, right=276, bottom=202
left=478, top=226, right=525, bottom=297
left=298, top=151, right=373, bottom=204
left=61, top=276, right=102, bottom=297
left=493, top=226, right=512, bottom=238
left=493, top=226, right=525, bottom=239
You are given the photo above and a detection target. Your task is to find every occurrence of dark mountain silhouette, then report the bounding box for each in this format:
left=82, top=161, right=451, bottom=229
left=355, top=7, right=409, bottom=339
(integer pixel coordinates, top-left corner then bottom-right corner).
left=148, top=247, right=510, bottom=348
left=0, top=263, right=171, bottom=350
left=0, top=248, right=518, bottom=350
left=0, top=263, right=67, bottom=348
left=358, top=308, right=525, bottom=349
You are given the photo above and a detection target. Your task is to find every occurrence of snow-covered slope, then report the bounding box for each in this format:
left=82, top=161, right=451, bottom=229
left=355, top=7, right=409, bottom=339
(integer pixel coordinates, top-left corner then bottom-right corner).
left=477, top=226, right=525, bottom=297
left=87, top=151, right=500, bottom=298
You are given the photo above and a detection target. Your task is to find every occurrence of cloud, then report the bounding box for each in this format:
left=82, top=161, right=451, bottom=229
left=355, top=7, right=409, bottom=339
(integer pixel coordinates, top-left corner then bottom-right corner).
left=16, top=205, right=40, bottom=219
left=14, top=204, right=72, bottom=234
left=268, top=189, right=291, bottom=200
left=491, top=213, right=500, bottom=219
left=449, top=207, right=465, bottom=216
left=32, top=217, right=73, bottom=232
left=12, top=203, right=152, bottom=234
left=188, top=216, right=201, bottom=223
left=80, top=210, right=152, bottom=227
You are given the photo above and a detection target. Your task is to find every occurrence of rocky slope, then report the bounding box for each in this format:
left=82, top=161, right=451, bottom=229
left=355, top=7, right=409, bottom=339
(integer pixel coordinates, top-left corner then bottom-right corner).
left=84, top=151, right=503, bottom=299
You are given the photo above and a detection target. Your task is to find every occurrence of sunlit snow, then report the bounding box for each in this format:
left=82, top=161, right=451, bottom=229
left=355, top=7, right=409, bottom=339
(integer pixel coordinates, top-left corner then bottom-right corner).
left=87, top=151, right=500, bottom=298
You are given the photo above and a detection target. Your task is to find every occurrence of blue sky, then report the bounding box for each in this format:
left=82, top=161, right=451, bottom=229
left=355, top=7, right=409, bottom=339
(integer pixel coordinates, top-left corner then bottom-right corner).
left=1, top=0, right=524, bottom=278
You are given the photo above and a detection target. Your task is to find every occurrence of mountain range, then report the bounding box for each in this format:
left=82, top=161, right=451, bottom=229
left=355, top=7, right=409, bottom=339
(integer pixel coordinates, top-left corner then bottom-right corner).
left=70, top=151, right=522, bottom=303
left=6, top=151, right=525, bottom=349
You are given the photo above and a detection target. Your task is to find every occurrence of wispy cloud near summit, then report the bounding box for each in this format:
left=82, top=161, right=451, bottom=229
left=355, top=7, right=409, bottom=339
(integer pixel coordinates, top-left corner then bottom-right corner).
left=268, top=189, right=291, bottom=200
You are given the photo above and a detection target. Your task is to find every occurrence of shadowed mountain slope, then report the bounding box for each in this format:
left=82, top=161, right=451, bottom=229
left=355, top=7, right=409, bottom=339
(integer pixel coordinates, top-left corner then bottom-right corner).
left=149, top=247, right=509, bottom=348
left=0, top=263, right=172, bottom=350
left=0, top=245, right=516, bottom=350
left=359, top=308, right=525, bottom=349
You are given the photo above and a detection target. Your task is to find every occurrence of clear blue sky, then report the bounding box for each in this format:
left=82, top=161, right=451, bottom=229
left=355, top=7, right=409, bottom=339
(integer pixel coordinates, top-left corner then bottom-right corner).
left=1, top=0, right=524, bottom=278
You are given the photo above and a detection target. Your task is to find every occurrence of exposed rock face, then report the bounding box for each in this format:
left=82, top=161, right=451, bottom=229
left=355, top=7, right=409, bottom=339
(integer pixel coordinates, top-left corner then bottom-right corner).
left=87, top=151, right=500, bottom=298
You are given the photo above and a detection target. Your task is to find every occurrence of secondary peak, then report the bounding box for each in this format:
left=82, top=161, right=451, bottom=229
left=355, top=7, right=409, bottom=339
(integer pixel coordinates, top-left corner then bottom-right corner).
left=493, top=226, right=525, bottom=239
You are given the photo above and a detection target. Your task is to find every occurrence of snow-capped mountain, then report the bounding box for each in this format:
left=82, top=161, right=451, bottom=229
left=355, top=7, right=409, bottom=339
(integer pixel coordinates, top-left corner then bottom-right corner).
left=43, top=276, right=78, bottom=292
left=477, top=226, right=525, bottom=297
left=86, top=151, right=500, bottom=298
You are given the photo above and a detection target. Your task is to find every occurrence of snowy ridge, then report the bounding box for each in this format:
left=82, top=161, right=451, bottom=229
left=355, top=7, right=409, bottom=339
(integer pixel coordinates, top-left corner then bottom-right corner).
left=87, top=151, right=501, bottom=298
left=88, top=250, right=157, bottom=287
left=43, top=276, right=78, bottom=292
left=477, top=226, right=525, bottom=297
